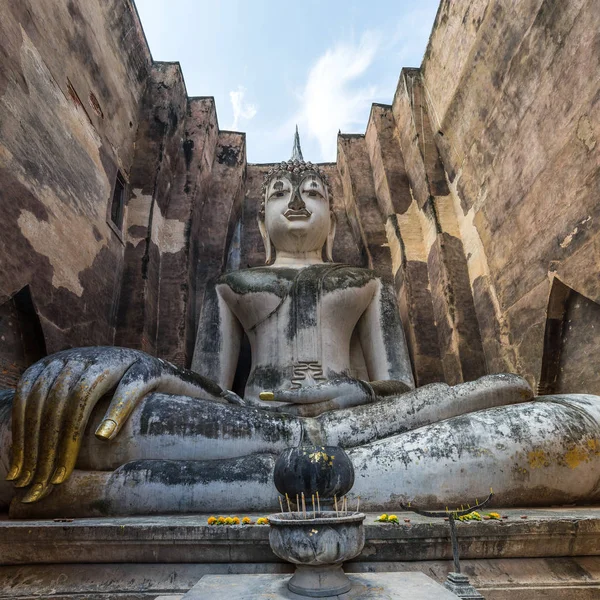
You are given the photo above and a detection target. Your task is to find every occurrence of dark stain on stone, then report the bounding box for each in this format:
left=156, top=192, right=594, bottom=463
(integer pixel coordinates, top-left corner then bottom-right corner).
left=183, top=138, right=194, bottom=169
left=127, top=225, right=147, bottom=239
left=115, top=453, right=276, bottom=490
left=217, top=145, right=240, bottom=167
left=138, top=392, right=295, bottom=445
left=248, top=365, right=284, bottom=392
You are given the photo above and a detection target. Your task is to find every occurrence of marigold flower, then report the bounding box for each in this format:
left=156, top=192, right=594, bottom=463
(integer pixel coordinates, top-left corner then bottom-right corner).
left=207, top=516, right=217, bottom=525
left=242, top=517, right=252, bottom=524
left=256, top=517, right=269, bottom=525
left=232, top=517, right=240, bottom=524
left=224, top=517, right=234, bottom=525
left=217, top=516, right=225, bottom=524
left=388, top=514, right=399, bottom=523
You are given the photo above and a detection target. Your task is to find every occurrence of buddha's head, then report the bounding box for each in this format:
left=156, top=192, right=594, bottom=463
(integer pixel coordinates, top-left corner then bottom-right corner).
left=258, top=131, right=335, bottom=264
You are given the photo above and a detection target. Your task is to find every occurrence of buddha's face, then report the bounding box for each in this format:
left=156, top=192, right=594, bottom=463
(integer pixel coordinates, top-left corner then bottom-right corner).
left=264, top=173, right=331, bottom=254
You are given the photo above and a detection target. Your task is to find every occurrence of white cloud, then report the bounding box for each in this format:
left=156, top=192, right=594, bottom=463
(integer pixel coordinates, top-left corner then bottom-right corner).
left=229, top=86, right=257, bottom=130
left=296, top=31, right=381, bottom=161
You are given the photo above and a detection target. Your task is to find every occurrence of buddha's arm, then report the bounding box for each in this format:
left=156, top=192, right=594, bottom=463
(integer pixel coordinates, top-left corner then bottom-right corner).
left=191, top=284, right=243, bottom=391
left=356, top=277, right=415, bottom=392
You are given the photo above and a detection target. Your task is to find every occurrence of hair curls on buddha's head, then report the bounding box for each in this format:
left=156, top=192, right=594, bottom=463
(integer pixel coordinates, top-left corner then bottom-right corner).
left=259, top=160, right=333, bottom=219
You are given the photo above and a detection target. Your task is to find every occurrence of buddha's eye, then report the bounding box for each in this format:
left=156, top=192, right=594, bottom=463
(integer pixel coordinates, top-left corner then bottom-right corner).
left=306, top=190, right=321, bottom=197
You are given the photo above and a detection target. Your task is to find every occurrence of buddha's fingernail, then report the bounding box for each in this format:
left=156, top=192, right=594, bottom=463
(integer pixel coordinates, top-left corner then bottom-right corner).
left=14, top=470, right=32, bottom=488
left=95, top=419, right=117, bottom=440
left=259, top=391, right=275, bottom=401
left=6, top=466, right=19, bottom=481
left=22, top=483, right=45, bottom=503
left=51, top=466, right=67, bottom=485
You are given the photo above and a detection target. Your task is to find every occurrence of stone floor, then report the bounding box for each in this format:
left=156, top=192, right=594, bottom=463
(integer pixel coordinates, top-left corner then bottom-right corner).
left=0, top=507, right=599, bottom=598
left=177, top=573, right=461, bottom=599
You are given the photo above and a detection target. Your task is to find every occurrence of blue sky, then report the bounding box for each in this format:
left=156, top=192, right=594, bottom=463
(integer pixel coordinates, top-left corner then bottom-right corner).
left=134, top=0, right=439, bottom=163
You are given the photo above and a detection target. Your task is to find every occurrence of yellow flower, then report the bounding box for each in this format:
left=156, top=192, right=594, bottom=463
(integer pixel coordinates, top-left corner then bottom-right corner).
left=487, top=512, right=501, bottom=520
left=207, top=516, right=217, bottom=525
left=377, top=514, right=388, bottom=522
left=224, top=517, right=234, bottom=525
left=232, top=517, right=240, bottom=524
left=388, top=514, right=399, bottom=523
left=256, top=517, right=270, bottom=525
left=242, top=516, right=252, bottom=524
left=217, top=516, right=225, bottom=524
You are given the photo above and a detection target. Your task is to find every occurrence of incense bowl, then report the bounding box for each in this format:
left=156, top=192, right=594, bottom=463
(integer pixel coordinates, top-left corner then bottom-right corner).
left=268, top=511, right=365, bottom=597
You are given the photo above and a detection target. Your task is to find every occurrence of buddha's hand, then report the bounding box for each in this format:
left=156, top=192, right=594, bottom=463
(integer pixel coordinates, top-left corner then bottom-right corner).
left=6, top=346, right=225, bottom=503
left=263, top=378, right=380, bottom=417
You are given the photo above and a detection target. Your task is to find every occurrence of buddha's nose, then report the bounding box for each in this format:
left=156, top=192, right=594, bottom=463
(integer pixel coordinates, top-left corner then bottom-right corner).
left=288, top=189, right=305, bottom=211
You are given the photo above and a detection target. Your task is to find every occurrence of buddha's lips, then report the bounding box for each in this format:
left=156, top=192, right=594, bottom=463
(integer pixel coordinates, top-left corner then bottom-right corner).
left=284, top=208, right=311, bottom=220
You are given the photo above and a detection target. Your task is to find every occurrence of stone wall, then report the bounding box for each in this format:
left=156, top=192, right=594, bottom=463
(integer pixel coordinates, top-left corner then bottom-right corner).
left=420, top=0, right=600, bottom=392
left=0, top=0, right=151, bottom=385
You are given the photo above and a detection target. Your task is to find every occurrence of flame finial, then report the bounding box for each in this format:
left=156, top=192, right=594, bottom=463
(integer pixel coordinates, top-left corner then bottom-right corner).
left=291, top=125, right=304, bottom=162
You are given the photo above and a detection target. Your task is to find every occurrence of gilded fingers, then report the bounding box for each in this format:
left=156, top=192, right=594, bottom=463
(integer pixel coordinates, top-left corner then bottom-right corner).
left=21, top=359, right=89, bottom=503
left=14, top=359, right=66, bottom=488
left=94, top=357, right=163, bottom=441
left=6, top=360, right=48, bottom=482
left=49, top=355, right=138, bottom=485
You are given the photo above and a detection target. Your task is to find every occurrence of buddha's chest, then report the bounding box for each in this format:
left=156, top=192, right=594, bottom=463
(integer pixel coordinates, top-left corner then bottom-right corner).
left=218, top=266, right=377, bottom=341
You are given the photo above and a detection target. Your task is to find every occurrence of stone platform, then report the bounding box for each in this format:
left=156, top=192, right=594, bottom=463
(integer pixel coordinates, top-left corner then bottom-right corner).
left=177, top=573, right=461, bottom=599
left=1, top=508, right=600, bottom=599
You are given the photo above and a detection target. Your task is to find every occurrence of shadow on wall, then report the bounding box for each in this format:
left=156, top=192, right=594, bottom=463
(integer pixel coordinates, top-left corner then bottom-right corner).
left=0, top=286, right=47, bottom=388
left=539, top=278, right=600, bottom=396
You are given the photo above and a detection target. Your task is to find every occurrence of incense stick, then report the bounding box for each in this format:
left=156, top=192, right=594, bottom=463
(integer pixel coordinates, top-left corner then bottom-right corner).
left=297, top=494, right=300, bottom=515
left=285, top=493, right=292, bottom=513
left=334, top=495, right=338, bottom=517
left=301, top=492, right=306, bottom=518
left=316, top=492, right=321, bottom=513
left=312, top=494, right=316, bottom=519
left=279, top=496, right=284, bottom=514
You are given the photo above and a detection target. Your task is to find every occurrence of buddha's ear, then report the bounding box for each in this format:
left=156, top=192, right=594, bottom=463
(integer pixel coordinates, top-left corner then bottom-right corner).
left=257, top=215, right=273, bottom=265
left=325, top=210, right=337, bottom=262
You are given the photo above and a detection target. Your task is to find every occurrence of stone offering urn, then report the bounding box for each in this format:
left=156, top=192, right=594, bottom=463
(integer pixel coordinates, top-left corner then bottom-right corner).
left=268, top=511, right=365, bottom=597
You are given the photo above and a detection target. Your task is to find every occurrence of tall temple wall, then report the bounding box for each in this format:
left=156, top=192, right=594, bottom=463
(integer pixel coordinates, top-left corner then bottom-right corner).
left=419, top=0, right=600, bottom=393
left=0, top=0, right=151, bottom=385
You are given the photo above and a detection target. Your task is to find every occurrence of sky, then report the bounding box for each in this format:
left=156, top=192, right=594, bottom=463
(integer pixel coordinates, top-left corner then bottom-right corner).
left=134, top=0, right=440, bottom=164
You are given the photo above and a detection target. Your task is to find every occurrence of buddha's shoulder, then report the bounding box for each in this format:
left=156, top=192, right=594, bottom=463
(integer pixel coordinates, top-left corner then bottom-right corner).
left=321, top=264, right=379, bottom=290
left=217, top=267, right=297, bottom=296
left=218, top=264, right=380, bottom=295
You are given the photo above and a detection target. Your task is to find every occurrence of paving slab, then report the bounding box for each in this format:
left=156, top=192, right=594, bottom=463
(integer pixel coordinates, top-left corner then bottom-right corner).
left=182, top=573, right=460, bottom=599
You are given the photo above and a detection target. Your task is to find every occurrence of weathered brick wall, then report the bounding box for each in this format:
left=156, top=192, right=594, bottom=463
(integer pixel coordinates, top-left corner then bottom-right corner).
left=0, top=0, right=151, bottom=381
left=420, top=0, right=600, bottom=392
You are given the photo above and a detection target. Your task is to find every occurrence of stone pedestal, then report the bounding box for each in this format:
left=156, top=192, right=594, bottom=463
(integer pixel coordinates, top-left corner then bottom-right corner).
left=443, top=572, right=484, bottom=599
left=180, top=573, right=461, bottom=599
left=2, top=509, right=600, bottom=598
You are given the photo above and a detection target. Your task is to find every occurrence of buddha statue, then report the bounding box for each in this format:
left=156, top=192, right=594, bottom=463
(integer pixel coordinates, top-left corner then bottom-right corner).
left=1, top=139, right=599, bottom=517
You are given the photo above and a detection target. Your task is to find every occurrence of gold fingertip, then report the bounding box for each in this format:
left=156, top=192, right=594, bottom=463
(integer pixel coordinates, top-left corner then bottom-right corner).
left=95, top=419, right=117, bottom=441
left=6, top=466, right=20, bottom=481
left=21, top=483, right=45, bottom=503
left=259, top=391, right=275, bottom=401
left=14, top=470, right=32, bottom=488
left=50, top=466, right=67, bottom=485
